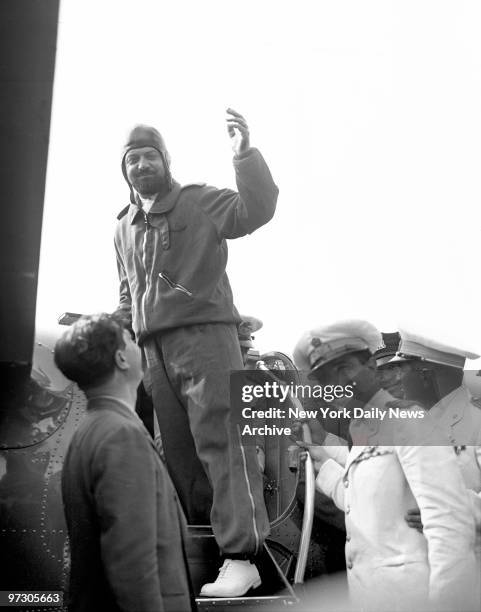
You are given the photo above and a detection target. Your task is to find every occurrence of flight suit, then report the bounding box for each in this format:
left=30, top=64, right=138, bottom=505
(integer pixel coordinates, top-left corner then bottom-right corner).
left=115, top=148, right=277, bottom=556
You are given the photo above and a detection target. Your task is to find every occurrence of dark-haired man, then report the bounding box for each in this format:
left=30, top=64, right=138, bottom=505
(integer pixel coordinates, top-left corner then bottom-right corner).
left=56, top=314, right=196, bottom=612
left=373, top=331, right=405, bottom=399
left=114, top=109, right=276, bottom=596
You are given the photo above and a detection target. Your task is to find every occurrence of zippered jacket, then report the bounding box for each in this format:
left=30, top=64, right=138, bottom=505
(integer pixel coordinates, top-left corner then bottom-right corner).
left=114, top=148, right=278, bottom=343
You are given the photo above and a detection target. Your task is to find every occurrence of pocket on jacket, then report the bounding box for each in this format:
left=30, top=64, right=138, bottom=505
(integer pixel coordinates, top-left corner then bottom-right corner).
left=158, top=271, right=193, bottom=297
left=169, top=222, right=187, bottom=232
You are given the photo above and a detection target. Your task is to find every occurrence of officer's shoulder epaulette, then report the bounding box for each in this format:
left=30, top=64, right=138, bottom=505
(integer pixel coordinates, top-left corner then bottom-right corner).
left=117, top=204, right=130, bottom=220
left=471, top=396, right=481, bottom=409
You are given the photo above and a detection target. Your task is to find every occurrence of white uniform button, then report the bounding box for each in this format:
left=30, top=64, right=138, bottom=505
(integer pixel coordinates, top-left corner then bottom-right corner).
left=344, top=479, right=349, bottom=488
left=346, top=505, right=350, bottom=514
left=346, top=534, right=351, bottom=542
left=347, top=560, right=353, bottom=569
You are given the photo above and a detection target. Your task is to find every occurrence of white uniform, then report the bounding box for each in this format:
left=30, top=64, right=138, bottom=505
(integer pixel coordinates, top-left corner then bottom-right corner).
left=317, top=390, right=477, bottom=612
left=294, top=321, right=479, bottom=610
left=430, top=385, right=481, bottom=515
left=429, top=384, right=481, bottom=608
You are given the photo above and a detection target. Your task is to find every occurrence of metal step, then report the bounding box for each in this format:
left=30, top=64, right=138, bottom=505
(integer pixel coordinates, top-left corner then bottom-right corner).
left=188, top=526, right=299, bottom=610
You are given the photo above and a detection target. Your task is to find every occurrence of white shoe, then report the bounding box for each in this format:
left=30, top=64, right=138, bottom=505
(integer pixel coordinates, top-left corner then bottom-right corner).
left=200, top=559, right=261, bottom=597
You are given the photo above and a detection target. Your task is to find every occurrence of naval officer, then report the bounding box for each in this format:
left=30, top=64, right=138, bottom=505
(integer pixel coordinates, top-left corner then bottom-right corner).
left=380, top=331, right=481, bottom=600
left=294, top=319, right=477, bottom=612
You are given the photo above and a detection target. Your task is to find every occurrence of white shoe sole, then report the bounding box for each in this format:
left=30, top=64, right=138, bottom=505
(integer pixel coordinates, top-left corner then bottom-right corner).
left=200, top=577, right=261, bottom=598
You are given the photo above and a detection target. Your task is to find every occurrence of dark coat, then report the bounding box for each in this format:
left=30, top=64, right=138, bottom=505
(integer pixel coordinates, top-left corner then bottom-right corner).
left=61, top=397, right=196, bottom=612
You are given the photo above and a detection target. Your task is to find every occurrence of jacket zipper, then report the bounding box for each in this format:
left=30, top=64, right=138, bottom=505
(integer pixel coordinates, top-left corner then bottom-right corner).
left=141, top=212, right=150, bottom=332
left=159, top=271, right=193, bottom=297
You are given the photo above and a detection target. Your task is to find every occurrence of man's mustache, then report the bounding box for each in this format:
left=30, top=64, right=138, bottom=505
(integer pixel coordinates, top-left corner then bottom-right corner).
left=134, top=171, right=157, bottom=178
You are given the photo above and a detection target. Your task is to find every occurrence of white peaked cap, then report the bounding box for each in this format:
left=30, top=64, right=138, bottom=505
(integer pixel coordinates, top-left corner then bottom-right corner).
left=293, top=320, right=381, bottom=374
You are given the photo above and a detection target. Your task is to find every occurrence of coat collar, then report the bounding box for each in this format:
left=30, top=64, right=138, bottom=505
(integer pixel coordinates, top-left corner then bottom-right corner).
left=87, top=396, right=162, bottom=456
left=128, top=181, right=182, bottom=224
left=87, top=396, right=141, bottom=423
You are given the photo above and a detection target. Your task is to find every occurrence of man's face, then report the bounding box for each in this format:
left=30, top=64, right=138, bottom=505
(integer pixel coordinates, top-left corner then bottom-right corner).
left=378, top=359, right=441, bottom=406
left=314, top=354, right=366, bottom=386
left=399, top=360, right=440, bottom=406
left=377, top=363, right=410, bottom=399
left=313, top=353, right=376, bottom=401
left=121, top=330, right=143, bottom=384
left=124, top=146, right=166, bottom=196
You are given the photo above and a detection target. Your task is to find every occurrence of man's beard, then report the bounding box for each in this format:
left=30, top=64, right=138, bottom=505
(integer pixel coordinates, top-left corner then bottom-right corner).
left=131, top=173, right=166, bottom=196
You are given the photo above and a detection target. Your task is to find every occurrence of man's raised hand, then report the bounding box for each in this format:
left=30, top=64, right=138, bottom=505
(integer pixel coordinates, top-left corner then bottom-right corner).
left=226, top=108, right=250, bottom=157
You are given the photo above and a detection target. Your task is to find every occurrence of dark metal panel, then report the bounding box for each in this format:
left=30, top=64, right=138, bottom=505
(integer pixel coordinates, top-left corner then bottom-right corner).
left=0, top=0, right=59, bottom=363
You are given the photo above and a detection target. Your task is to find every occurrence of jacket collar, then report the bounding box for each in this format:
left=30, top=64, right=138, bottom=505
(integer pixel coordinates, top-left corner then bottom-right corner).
left=86, top=397, right=161, bottom=457
left=128, top=181, right=182, bottom=224
left=87, top=396, right=141, bottom=423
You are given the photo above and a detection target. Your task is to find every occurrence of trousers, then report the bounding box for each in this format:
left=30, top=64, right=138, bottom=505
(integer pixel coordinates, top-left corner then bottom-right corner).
left=142, top=322, right=270, bottom=557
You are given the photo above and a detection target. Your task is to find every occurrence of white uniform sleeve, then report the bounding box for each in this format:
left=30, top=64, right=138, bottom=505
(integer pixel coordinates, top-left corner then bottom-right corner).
left=323, top=433, right=349, bottom=466
left=396, top=443, right=477, bottom=611
left=315, top=458, right=346, bottom=511
left=468, top=488, right=481, bottom=531
left=472, top=446, right=481, bottom=530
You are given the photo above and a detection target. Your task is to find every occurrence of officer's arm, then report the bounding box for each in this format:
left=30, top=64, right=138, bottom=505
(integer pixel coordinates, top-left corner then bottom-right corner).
left=92, top=425, right=164, bottom=612
left=198, top=149, right=278, bottom=240
left=467, top=488, right=481, bottom=531
left=397, top=443, right=477, bottom=611
left=303, top=444, right=347, bottom=509
left=314, top=457, right=346, bottom=511
left=323, top=433, right=349, bottom=466
left=114, top=237, right=133, bottom=328
left=468, top=445, right=481, bottom=529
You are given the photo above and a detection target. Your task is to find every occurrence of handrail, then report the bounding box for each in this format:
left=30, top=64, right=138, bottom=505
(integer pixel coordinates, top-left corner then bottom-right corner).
left=294, top=424, right=315, bottom=584
left=255, top=361, right=315, bottom=584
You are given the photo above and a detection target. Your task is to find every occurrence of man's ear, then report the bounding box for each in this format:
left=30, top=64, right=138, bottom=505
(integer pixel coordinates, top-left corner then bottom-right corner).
left=114, top=348, right=129, bottom=371
left=366, top=356, right=378, bottom=373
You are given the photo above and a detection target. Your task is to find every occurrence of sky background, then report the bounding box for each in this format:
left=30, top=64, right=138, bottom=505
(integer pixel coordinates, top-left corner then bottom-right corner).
left=37, top=0, right=481, bottom=366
